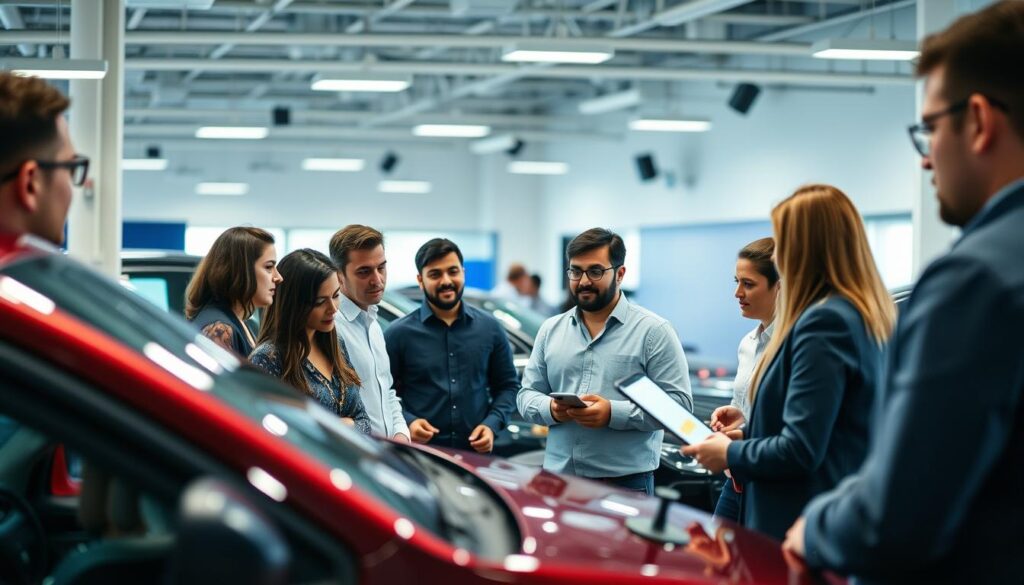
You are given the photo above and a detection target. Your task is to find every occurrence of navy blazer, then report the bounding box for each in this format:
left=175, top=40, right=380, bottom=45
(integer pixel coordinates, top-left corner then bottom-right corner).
left=727, top=295, right=884, bottom=541
left=802, top=182, right=1024, bottom=584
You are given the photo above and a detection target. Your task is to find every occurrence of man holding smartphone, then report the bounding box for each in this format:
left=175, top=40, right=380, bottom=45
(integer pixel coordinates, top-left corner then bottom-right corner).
left=517, top=228, right=692, bottom=495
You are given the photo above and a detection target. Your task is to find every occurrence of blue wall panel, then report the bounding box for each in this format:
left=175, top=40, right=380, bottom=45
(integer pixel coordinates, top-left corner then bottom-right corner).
left=123, top=221, right=186, bottom=251
left=464, top=260, right=495, bottom=290
left=634, top=221, right=772, bottom=367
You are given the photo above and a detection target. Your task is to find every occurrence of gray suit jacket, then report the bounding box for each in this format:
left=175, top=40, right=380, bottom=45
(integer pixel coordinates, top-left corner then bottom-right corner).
left=727, top=295, right=883, bottom=541
left=802, top=182, right=1024, bottom=584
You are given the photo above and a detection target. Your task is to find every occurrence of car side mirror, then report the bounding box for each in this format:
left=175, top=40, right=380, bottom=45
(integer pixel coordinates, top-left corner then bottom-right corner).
left=171, top=477, right=290, bottom=585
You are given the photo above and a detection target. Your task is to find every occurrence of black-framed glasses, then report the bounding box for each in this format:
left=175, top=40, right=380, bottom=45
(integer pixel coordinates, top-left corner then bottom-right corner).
left=0, top=154, right=90, bottom=187
left=907, top=95, right=1009, bottom=157
left=566, top=265, right=619, bottom=281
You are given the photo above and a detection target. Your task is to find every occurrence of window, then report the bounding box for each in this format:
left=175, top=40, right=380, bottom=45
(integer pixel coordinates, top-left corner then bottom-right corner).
left=864, top=215, right=913, bottom=289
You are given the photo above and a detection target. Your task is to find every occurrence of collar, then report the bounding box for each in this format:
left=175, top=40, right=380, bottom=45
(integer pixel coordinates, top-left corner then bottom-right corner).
left=418, top=298, right=471, bottom=323
left=570, top=292, right=629, bottom=326
left=339, top=293, right=376, bottom=322
left=960, top=177, right=1024, bottom=238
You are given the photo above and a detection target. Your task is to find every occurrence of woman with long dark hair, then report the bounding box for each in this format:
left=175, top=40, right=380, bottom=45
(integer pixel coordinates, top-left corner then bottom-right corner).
left=186, top=226, right=282, bottom=357
left=684, top=184, right=895, bottom=540
left=249, top=249, right=371, bottom=434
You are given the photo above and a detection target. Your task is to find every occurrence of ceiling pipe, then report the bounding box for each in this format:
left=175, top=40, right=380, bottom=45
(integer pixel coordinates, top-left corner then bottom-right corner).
left=0, top=6, right=33, bottom=56
left=757, top=0, right=915, bottom=42
left=608, top=0, right=754, bottom=38
left=183, top=0, right=295, bottom=83
left=124, top=57, right=914, bottom=86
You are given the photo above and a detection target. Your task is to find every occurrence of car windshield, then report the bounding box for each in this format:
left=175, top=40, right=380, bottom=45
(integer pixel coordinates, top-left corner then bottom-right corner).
left=465, top=295, right=547, bottom=339
left=0, top=252, right=443, bottom=535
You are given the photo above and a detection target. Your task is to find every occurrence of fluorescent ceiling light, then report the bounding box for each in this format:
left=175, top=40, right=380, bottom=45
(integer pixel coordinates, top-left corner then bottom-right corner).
left=507, top=161, right=569, bottom=175
left=470, top=134, right=518, bottom=155
left=4, top=58, right=108, bottom=80
left=378, top=180, right=432, bottom=194
left=413, top=124, right=490, bottom=138
left=196, top=182, right=249, bottom=196
left=195, top=126, right=268, bottom=140
left=302, top=158, right=365, bottom=172
left=578, top=88, right=641, bottom=115
left=629, top=118, right=712, bottom=132
left=501, top=42, right=613, bottom=64
left=811, top=39, right=919, bottom=61
left=311, top=74, right=412, bottom=92
left=123, top=158, right=169, bottom=171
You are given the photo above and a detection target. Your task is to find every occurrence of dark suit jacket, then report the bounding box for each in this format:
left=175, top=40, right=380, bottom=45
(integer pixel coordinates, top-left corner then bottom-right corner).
left=726, top=295, right=884, bottom=540
left=801, top=182, right=1024, bottom=584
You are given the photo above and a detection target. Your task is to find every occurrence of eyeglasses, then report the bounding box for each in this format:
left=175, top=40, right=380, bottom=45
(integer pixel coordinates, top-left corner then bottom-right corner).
left=907, top=95, right=1009, bottom=157
left=566, top=265, right=619, bottom=281
left=0, top=154, right=91, bottom=187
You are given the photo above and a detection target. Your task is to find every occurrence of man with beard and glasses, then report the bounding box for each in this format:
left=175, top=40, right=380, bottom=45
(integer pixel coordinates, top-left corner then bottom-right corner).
left=517, top=228, right=692, bottom=495
left=384, top=238, right=518, bottom=452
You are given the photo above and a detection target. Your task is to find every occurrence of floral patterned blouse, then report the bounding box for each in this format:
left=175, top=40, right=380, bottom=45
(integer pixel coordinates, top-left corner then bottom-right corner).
left=249, top=342, right=372, bottom=435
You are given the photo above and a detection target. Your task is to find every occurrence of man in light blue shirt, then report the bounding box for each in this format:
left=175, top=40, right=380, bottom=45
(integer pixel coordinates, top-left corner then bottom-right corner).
left=330, top=225, right=410, bottom=441
left=517, top=228, right=692, bottom=495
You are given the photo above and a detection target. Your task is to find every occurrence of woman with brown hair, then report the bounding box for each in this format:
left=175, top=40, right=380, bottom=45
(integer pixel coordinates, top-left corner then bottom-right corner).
left=708, top=237, right=780, bottom=521
left=684, top=184, right=895, bottom=540
left=249, top=249, right=371, bottom=434
left=186, top=226, right=282, bottom=357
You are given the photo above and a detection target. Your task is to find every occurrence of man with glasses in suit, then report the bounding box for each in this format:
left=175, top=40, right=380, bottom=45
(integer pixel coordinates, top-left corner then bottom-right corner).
left=783, top=2, right=1024, bottom=583
left=517, top=228, right=692, bottom=495
left=0, top=72, right=87, bottom=246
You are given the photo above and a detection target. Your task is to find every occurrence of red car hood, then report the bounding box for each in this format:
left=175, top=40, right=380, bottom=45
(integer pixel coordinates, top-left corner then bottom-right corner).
left=430, top=446, right=841, bottom=585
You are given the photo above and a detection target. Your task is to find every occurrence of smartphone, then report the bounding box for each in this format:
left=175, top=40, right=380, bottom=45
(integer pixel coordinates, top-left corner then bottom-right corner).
left=549, top=392, right=590, bottom=408
left=616, top=373, right=713, bottom=445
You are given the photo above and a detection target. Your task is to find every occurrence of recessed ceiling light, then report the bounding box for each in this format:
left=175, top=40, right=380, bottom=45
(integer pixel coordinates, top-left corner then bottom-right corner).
left=412, top=124, right=491, bottom=138
left=629, top=118, right=712, bottom=132
left=5, top=58, right=108, bottom=79
left=301, top=158, right=366, bottom=172
left=311, top=74, right=412, bottom=92
left=378, top=180, right=432, bottom=194
left=507, top=161, right=569, bottom=175
left=811, top=39, right=919, bottom=61
left=123, top=158, right=169, bottom=171
left=196, top=182, right=249, bottom=196
left=195, top=126, right=268, bottom=140
left=502, top=43, right=613, bottom=64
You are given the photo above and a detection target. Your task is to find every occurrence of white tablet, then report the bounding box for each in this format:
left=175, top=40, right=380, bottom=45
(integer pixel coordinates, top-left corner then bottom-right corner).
left=616, top=373, right=713, bottom=445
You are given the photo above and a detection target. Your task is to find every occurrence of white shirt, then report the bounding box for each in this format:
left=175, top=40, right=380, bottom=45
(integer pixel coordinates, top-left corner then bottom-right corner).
left=335, top=294, right=410, bottom=439
left=730, top=321, right=775, bottom=421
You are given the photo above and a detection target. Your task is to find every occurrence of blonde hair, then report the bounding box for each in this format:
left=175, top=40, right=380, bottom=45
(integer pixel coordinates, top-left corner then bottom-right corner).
left=748, top=184, right=896, bottom=403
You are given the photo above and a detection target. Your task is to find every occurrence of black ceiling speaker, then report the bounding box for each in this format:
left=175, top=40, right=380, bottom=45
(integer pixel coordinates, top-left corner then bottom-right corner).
left=146, top=145, right=161, bottom=159
left=635, top=153, right=658, bottom=182
left=728, top=83, right=761, bottom=115
left=506, top=139, right=525, bottom=157
left=272, top=106, right=291, bottom=126
left=380, top=151, right=399, bottom=174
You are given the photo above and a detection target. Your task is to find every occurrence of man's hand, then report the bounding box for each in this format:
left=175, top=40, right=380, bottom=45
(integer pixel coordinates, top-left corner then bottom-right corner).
left=783, top=516, right=807, bottom=558
left=549, top=397, right=573, bottom=423
left=392, top=432, right=411, bottom=443
left=681, top=432, right=732, bottom=474
left=567, top=394, right=611, bottom=428
left=710, top=405, right=746, bottom=432
left=409, top=418, right=439, bottom=443
left=468, top=424, right=494, bottom=453
left=340, top=417, right=355, bottom=427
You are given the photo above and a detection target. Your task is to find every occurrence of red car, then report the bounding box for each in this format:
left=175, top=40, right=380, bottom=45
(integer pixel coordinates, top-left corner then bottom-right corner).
left=0, top=234, right=823, bottom=585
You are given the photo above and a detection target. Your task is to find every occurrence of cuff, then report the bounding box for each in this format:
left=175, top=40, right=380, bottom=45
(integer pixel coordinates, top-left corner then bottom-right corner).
left=538, top=398, right=557, bottom=426
left=726, top=440, right=750, bottom=485
left=481, top=415, right=502, bottom=433
left=608, top=399, right=632, bottom=430
left=402, top=410, right=416, bottom=425
left=800, top=496, right=827, bottom=568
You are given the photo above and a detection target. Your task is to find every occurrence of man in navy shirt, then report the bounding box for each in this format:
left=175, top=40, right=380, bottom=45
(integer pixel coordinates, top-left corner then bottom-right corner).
left=384, top=238, right=518, bottom=453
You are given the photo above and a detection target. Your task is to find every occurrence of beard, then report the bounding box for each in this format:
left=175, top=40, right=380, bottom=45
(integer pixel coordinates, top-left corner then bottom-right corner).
left=572, top=278, right=618, bottom=312
left=424, top=283, right=464, bottom=311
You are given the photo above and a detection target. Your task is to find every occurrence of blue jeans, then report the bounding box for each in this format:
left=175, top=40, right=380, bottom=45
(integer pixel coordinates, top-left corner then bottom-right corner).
left=598, top=471, right=654, bottom=496
left=713, top=478, right=741, bottom=522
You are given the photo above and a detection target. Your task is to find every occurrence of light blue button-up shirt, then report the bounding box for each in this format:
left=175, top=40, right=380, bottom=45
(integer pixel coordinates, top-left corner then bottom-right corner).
left=335, top=294, right=410, bottom=439
left=517, top=294, right=692, bottom=478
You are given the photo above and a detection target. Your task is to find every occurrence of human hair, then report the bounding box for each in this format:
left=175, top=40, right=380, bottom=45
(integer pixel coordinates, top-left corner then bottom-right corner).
left=566, top=228, right=626, bottom=267
left=329, top=224, right=383, bottom=273
left=738, top=237, right=779, bottom=287
left=531, top=274, right=542, bottom=289
left=415, top=238, right=463, bottom=273
left=257, top=249, right=360, bottom=394
left=916, top=0, right=1024, bottom=141
left=506, top=263, right=527, bottom=282
left=185, top=227, right=275, bottom=320
left=0, top=72, right=71, bottom=177
left=748, top=185, right=896, bottom=403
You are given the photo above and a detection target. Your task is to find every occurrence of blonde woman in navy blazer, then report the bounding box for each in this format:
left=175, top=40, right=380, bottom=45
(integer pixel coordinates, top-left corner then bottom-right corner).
left=684, top=184, right=896, bottom=541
